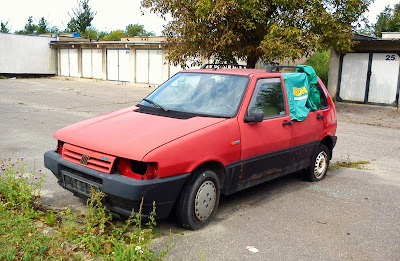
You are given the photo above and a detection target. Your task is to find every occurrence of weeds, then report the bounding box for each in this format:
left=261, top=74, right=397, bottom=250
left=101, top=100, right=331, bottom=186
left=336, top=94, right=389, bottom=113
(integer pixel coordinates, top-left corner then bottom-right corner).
left=0, top=157, right=43, bottom=216
left=329, top=155, right=370, bottom=171
left=0, top=158, right=168, bottom=260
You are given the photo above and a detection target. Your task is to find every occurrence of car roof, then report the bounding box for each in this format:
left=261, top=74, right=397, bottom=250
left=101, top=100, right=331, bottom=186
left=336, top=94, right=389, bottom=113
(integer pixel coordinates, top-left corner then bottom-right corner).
left=182, top=68, right=279, bottom=76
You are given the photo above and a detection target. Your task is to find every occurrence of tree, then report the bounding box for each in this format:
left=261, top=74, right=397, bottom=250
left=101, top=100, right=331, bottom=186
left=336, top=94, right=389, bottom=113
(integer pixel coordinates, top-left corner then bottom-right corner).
left=37, top=17, right=51, bottom=34
left=374, top=3, right=400, bottom=37
left=103, top=30, right=125, bottom=41
left=24, top=16, right=36, bottom=35
left=67, top=0, right=96, bottom=36
left=15, top=16, right=58, bottom=35
left=125, top=24, right=155, bottom=36
left=141, top=0, right=372, bottom=68
left=0, top=20, right=10, bottom=33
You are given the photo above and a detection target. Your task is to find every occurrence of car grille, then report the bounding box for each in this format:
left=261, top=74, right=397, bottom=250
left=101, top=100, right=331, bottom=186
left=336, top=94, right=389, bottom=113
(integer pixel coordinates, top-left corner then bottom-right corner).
left=62, top=143, right=116, bottom=173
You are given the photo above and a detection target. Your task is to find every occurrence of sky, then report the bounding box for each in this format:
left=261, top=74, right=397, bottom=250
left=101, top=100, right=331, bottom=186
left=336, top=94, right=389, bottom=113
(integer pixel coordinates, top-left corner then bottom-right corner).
left=0, top=0, right=399, bottom=35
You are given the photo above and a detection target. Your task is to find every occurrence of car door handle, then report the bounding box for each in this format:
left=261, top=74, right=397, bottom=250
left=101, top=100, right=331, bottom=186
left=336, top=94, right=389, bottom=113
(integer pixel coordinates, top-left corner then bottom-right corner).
left=282, top=121, right=293, bottom=126
left=317, top=114, right=325, bottom=120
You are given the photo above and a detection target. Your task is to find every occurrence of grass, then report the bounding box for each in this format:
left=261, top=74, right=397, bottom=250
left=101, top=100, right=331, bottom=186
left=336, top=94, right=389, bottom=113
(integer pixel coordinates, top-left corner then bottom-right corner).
left=329, top=155, right=370, bottom=171
left=0, top=158, right=169, bottom=260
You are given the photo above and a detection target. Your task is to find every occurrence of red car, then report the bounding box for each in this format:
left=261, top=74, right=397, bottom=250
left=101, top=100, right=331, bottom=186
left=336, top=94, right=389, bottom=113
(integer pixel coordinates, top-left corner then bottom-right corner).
left=45, top=65, right=337, bottom=230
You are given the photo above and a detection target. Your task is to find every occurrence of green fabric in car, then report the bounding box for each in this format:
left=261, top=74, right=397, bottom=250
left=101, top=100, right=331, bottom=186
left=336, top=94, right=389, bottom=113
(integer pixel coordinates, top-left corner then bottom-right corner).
left=282, top=72, right=310, bottom=121
left=282, top=65, right=321, bottom=121
left=296, top=65, right=321, bottom=111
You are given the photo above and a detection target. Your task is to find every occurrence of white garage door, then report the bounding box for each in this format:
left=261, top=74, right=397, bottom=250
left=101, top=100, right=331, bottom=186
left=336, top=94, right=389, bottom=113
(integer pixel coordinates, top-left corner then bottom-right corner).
left=107, top=49, right=130, bottom=82
left=339, top=53, right=369, bottom=102
left=82, top=49, right=103, bottom=79
left=92, top=49, right=103, bottom=79
left=82, top=49, right=92, bottom=78
left=119, top=49, right=131, bottom=82
left=135, top=49, right=163, bottom=84
left=368, top=53, right=400, bottom=104
left=149, top=50, right=163, bottom=84
left=60, top=48, right=78, bottom=77
left=60, top=49, right=69, bottom=76
left=107, top=49, right=118, bottom=81
left=69, top=49, right=78, bottom=77
left=136, top=49, right=149, bottom=83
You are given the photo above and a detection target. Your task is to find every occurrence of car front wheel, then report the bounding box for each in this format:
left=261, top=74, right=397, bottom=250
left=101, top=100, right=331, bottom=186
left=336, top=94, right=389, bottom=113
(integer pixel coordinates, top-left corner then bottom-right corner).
left=176, top=168, right=220, bottom=230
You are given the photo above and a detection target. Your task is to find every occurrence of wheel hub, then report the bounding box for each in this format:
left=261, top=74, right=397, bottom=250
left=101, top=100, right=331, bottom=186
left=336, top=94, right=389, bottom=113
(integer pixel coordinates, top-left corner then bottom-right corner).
left=314, top=151, right=328, bottom=178
left=195, top=181, right=216, bottom=221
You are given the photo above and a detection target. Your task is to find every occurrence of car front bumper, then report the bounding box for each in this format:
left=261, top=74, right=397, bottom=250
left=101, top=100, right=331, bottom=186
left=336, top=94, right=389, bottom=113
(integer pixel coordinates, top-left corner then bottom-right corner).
left=44, top=150, right=191, bottom=219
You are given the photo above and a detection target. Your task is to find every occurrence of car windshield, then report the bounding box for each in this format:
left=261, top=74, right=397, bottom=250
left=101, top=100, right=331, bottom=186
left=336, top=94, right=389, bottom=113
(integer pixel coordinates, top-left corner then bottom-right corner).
left=139, top=72, right=249, bottom=117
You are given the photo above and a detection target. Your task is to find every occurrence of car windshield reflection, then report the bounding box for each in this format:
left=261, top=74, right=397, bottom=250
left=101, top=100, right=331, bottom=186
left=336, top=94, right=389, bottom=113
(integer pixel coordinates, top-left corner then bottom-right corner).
left=140, top=72, right=249, bottom=118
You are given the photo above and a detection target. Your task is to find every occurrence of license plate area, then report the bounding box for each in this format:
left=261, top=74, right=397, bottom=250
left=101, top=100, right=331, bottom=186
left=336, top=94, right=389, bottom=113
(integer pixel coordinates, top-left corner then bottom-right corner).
left=61, top=171, right=99, bottom=197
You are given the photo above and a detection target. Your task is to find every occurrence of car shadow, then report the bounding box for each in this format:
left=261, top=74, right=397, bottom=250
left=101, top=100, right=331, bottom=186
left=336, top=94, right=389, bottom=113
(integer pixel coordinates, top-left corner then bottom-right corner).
left=155, top=171, right=314, bottom=232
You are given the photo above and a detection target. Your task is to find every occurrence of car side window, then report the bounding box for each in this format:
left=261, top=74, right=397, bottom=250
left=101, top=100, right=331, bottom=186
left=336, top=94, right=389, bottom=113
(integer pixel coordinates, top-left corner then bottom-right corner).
left=247, top=78, right=286, bottom=118
left=316, top=83, right=329, bottom=109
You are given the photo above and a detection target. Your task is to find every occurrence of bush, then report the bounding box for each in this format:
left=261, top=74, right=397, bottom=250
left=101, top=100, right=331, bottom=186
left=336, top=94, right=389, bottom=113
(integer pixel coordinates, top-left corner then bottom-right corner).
left=305, top=49, right=330, bottom=85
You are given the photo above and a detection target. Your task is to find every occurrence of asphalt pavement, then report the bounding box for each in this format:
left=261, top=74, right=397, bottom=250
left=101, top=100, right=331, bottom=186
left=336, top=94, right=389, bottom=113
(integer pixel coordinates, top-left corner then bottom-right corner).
left=0, top=77, right=399, bottom=260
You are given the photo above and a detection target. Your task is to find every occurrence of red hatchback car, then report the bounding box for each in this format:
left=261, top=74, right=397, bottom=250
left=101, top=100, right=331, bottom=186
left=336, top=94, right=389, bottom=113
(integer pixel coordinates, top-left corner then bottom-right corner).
left=45, top=65, right=337, bottom=230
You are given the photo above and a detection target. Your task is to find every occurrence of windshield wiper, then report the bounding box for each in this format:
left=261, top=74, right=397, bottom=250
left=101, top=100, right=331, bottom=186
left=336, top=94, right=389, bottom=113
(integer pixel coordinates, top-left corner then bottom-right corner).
left=142, top=98, right=168, bottom=111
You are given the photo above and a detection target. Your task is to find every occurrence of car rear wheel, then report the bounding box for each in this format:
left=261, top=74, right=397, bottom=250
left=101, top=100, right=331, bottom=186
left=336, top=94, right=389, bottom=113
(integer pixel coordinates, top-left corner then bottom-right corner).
left=305, top=144, right=330, bottom=182
left=176, top=168, right=220, bottom=230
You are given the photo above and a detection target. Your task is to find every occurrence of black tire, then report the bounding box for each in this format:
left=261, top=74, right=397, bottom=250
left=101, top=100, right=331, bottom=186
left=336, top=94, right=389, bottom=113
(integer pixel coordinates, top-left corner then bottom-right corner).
left=176, top=168, right=220, bottom=230
left=305, top=144, right=330, bottom=182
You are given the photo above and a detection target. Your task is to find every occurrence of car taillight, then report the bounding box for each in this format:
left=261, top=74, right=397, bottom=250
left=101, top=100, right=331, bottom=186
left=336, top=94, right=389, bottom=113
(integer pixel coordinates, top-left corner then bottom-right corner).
left=118, top=158, right=159, bottom=180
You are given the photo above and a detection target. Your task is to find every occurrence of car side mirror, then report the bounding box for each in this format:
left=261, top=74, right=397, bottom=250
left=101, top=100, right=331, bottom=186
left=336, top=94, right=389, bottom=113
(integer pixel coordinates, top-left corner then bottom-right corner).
left=244, top=112, right=264, bottom=123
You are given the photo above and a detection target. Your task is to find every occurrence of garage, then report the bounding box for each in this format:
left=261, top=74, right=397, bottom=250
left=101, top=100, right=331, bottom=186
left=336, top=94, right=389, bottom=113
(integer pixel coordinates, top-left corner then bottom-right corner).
left=106, top=49, right=130, bottom=82
left=60, top=48, right=78, bottom=77
left=82, top=49, right=102, bottom=79
left=329, top=33, right=400, bottom=107
left=338, top=52, right=400, bottom=105
left=135, top=49, right=163, bottom=84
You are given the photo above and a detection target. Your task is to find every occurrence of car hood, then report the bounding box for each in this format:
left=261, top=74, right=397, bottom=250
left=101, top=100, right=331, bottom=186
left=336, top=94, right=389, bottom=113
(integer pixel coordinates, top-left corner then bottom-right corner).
left=54, top=106, right=226, bottom=160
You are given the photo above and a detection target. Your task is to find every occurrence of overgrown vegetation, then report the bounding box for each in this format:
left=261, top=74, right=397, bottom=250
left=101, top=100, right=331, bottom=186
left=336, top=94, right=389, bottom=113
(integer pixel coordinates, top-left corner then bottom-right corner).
left=0, top=158, right=167, bottom=260
left=305, top=49, right=330, bottom=85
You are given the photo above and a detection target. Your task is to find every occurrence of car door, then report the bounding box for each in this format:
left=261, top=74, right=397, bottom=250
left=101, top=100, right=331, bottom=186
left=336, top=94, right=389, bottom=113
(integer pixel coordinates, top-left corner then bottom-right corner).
left=238, top=77, right=292, bottom=183
left=290, top=80, right=329, bottom=147
left=289, top=80, right=330, bottom=168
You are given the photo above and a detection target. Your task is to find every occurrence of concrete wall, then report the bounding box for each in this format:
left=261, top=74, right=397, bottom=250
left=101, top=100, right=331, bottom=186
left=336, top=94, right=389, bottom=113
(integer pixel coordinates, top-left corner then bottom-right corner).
left=327, top=49, right=341, bottom=97
left=382, top=32, right=400, bottom=39
left=0, top=33, right=57, bottom=74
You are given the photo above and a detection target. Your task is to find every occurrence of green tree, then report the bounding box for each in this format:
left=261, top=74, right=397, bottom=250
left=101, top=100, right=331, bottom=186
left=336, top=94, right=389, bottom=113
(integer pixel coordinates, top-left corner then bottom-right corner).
left=24, top=16, right=36, bottom=35
left=374, top=4, right=400, bottom=37
left=0, top=20, right=10, bottom=33
left=67, top=0, right=96, bottom=36
left=15, top=16, right=58, bottom=35
left=37, top=17, right=49, bottom=34
left=97, top=30, right=108, bottom=39
left=103, top=30, right=125, bottom=41
left=142, top=0, right=372, bottom=68
left=125, top=23, right=155, bottom=36
left=85, top=27, right=99, bottom=39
